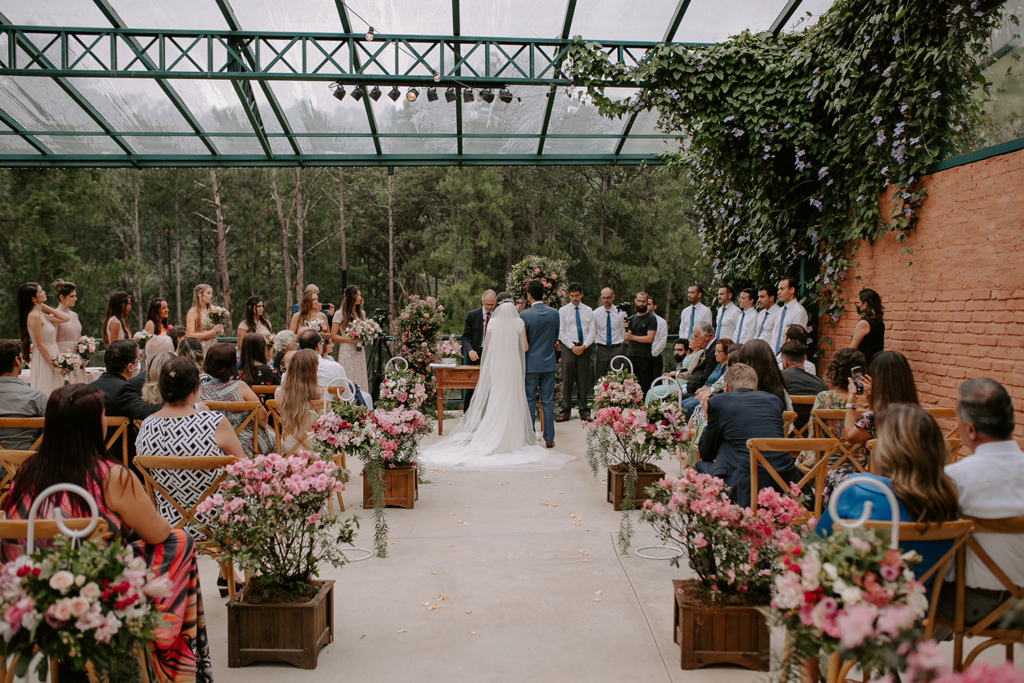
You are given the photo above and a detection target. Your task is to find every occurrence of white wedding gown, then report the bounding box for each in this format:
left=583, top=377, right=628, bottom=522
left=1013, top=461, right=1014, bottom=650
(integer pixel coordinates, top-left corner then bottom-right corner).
left=420, top=303, right=574, bottom=469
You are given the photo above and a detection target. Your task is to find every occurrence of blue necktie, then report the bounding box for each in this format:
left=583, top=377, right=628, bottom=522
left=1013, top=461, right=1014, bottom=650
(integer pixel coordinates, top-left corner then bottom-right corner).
left=736, top=310, right=745, bottom=342
left=687, top=307, right=696, bottom=337
left=758, top=310, right=769, bottom=336
left=713, top=309, right=722, bottom=341
left=775, top=304, right=788, bottom=352
left=606, top=312, right=612, bottom=346
left=575, top=306, right=583, bottom=344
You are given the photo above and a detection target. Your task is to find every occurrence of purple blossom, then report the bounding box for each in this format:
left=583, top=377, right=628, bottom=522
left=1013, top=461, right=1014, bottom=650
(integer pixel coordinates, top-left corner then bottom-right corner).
left=882, top=66, right=892, bottom=77
left=870, top=64, right=879, bottom=72
left=724, top=115, right=735, bottom=123
left=871, top=115, right=883, bottom=125
left=893, top=33, right=901, bottom=44
left=931, top=91, right=942, bottom=99
left=818, top=166, right=829, bottom=180
left=732, top=128, right=745, bottom=137
left=952, top=4, right=962, bottom=14
left=909, top=136, right=920, bottom=145
left=900, top=104, right=910, bottom=114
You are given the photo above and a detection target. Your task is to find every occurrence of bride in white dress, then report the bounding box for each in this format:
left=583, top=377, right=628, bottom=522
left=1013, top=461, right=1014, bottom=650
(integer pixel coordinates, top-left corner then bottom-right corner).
left=420, top=301, right=573, bottom=469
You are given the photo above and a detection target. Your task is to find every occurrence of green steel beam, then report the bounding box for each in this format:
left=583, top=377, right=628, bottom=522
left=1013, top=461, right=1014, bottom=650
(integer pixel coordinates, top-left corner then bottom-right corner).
left=0, top=129, right=674, bottom=140
left=89, top=0, right=219, bottom=156
left=335, top=2, right=382, bottom=156
left=613, top=111, right=639, bottom=156
left=0, top=106, right=51, bottom=155
left=453, top=0, right=463, bottom=155
left=770, top=0, right=804, bottom=35
left=537, top=0, right=579, bottom=155
left=663, top=0, right=693, bottom=42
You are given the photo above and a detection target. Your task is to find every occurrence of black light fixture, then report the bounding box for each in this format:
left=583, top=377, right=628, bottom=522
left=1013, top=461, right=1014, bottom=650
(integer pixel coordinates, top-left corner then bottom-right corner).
left=463, top=88, right=474, bottom=103
left=427, top=87, right=438, bottom=102
left=365, top=26, right=375, bottom=41
left=406, top=87, right=419, bottom=102
left=368, top=85, right=382, bottom=101
left=517, top=96, right=523, bottom=106
left=388, top=85, right=401, bottom=101
left=480, top=88, right=494, bottom=103
left=445, top=86, right=457, bottom=103
left=498, top=87, right=513, bottom=103
left=331, top=81, right=347, bottom=101
left=351, top=85, right=365, bottom=102
left=432, top=70, right=441, bottom=82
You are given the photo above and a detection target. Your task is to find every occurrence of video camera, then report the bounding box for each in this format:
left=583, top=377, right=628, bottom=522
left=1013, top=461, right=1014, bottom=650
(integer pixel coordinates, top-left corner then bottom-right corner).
left=373, top=307, right=389, bottom=328
left=615, top=301, right=631, bottom=316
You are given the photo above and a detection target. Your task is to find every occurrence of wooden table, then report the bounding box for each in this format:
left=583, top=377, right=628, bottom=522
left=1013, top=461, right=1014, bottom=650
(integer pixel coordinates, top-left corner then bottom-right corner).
left=431, top=364, right=479, bottom=435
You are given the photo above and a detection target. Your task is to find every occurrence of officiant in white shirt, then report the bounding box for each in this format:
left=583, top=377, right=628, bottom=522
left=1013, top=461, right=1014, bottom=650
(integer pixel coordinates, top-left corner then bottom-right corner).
left=678, top=284, right=713, bottom=351
left=558, top=283, right=596, bottom=422
left=592, top=287, right=626, bottom=381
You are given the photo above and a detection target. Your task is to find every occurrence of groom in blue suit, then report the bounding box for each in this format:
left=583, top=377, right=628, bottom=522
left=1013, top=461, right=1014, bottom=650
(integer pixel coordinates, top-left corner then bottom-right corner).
left=520, top=280, right=560, bottom=448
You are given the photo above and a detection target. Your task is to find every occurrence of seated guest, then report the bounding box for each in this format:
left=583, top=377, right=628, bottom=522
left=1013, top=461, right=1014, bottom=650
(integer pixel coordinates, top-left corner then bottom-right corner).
left=92, top=340, right=162, bottom=464
left=695, top=363, right=799, bottom=506
left=275, top=349, right=322, bottom=453
left=0, top=339, right=47, bottom=451
left=681, top=322, right=718, bottom=399
left=271, top=329, right=296, bottom=371
left=844, top=350, right=919, bottom=445
left=678, top=339, right=730, bottom=415
left=780, top=340, right=827, bottom=430
left=142, top=335, right=175, bottom=382
left=236, top=332, right=280, bottom=405
left=141, top=351, right=175, bottom=405
left=737, top=339, right=793, bottom=412
left=168, top=325, right=187, bottom=351
left=292, top=329, right=371, bottom=407
left=775, top=324, right=816, bottom=373
left=937, top=378, right=1024, bottom=630
left=817, top=404, right=959, bottom=586
left=199, top=343, right=274, bottom=455
left=177, top=336, right=205, bottom=369
left=4, top=384, right=213, bottom=679
left=645, top=340, right=693, bottom=404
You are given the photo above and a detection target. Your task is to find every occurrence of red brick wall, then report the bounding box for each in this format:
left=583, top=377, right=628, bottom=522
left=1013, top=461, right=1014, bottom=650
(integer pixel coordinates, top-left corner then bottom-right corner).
left=819, top=147, right=1024, bottom=441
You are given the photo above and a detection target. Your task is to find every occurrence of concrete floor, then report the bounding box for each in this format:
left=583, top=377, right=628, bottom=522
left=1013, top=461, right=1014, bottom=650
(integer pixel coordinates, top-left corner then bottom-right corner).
left=198, top=417, right=1022, bottom=682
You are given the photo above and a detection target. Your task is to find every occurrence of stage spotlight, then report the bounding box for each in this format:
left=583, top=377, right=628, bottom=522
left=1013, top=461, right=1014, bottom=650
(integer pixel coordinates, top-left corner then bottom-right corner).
left=445, top=86, right=457, bottom=103
left=427, top=87, right=438, bottom=102
left=480, top=88, right=494, bottom=103
left=463, top=88, right=474, bottom=103
left=517, top=97, right=523, bottom=106
left=388, top=85, right=401, bottom=101
left=432, top=70, right=441, bottom=82
left=352, top=86, right=365, bottom=102
left=406, top=87, right=419, bottom=102
left=365, top=27, right=375, bottom=41
left=331, top=82, right=346, bottom=101
left=369, top=85, right=382, bottom=101
left=498, top=87, right=513, bottom=103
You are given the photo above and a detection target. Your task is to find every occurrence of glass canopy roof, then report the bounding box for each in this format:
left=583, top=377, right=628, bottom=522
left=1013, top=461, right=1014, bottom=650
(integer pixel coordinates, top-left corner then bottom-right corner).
left=0, top=0, right=836, bottom=168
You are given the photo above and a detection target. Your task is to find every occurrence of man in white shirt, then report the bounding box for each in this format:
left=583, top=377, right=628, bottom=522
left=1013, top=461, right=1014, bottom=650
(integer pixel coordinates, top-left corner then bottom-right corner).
left=648, top=297, right=669, bottom=381
left=771, top=277, right=808, bottom=353
left=712, top=285, right=741, bottom=343
left=755, top=284, right=781, bottom=344
left=734, top=288, right=758, bottom=344
left=937, top=378, right=1024, bottom=631
left=592, top=287, right=627, bottom=382
left=557, top=283, right=596, bottom=422
left=678, top=284, right=713, bottom=351
left=292, top=329, right=372, bottom=407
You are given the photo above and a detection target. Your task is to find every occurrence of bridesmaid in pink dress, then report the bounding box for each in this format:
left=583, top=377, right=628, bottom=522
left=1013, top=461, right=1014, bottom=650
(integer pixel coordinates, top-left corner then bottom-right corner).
left=103, top=291, right=132, bottom=345
left=53, top=279, right=88, bottom=385
left=17, top=282, right=69, bottom=398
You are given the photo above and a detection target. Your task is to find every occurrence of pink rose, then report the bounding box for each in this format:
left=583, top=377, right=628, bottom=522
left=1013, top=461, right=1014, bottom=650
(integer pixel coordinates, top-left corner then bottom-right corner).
left=68, top=596, right=90, bottom=618
left=53, top=599, right=74, bottom=622
left=49, top=570, right=75, bottom=592
left=534, top=268, right=540, bottom=274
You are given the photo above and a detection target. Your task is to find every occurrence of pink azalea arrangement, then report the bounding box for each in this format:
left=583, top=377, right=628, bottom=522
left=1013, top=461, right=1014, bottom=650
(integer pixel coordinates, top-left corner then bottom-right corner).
left=588, top=401, right=685, bottom=469
left=874, top=660, right=1024, bottom=683
left=311, top=401, right=373, bottom=456
left=208, top=305, right=229, bottom=326
left=197, top=451, right=357, bottom=600
left=377, top=368, right=428, bottom=411
left=0, top=537, right=166, bottom=679
left=74, top=335, right=96, bottom=362
left=391, top=296, right=446, bottom=404
left=365, top=407, right=434, bottom=469
left=642, top=469, right=812, bottom=601
left=437, top=334, right=462, bottom=360
left=592, top=367, right=643, bottom=409
left=506, top=256, right=568, bottom=309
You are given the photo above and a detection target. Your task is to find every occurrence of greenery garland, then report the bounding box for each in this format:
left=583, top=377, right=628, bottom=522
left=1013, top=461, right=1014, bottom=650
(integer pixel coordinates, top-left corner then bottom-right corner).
left=566, top=0, right=1010, bottom=327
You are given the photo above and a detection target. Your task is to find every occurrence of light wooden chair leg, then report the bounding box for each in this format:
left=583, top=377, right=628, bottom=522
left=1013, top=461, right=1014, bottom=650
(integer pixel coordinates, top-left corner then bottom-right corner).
left=221, top=561, right=236, bottom=599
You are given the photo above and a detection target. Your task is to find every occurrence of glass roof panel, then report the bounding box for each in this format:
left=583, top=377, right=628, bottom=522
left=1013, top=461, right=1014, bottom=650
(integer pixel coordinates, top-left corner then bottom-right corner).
left=342, top=0, right=453, bottom=37
left=570, top=0, right=679, bottom=42
left=463, top=84, right=551, bottom=149
left=104, top=0, right=230, bottom=31
left=0, top=134, right=41, bottom=154
left=230, top=0, right=343, bottom=33
left=460, top=0, right=567, bottom=40
left=672, top=0, right=788, bottom=43
left=783, top=0, right=835, bottom=32
left=263, top=81, right=372, bottom=135
left=33, top=134, right=125, bottom=154
left=0, top=76, right=104, bottom=132
left=66, top=78, right=193, bottom=133
left=295, top=136, right=378, bottom=155
left=209, top=135, right=270, bottom=155
left=384, top=136, right=458, bottom=155
left=369, top=92, right=457, bottom=155
left=541, top=137, right=618, bottom=155
left=248, top=84, right=286, bottom=135
left=463, top=136, right=540, bottom=155
left=167, top=79, right=257, bottom=135
left=122, top=135, right=211, bottom=155
left=618, top=106, right=681, bottom=154
left=0, top=0, right=111, bottom=27
left=544, top=88, right=632, bottom=138
left=266, top=137, right=295, bottom=155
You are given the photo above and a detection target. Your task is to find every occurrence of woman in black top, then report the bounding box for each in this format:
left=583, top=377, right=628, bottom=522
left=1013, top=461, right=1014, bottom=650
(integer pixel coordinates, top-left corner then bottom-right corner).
left=236, top=332, right=280, bottom=405
left=849, top=288, right=885, bottom=365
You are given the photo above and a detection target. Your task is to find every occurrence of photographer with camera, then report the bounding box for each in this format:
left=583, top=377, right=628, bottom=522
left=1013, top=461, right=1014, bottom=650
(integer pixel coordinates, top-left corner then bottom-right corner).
left=624, top=292, right=657, bottom=394
left=844, top=350, right=921, bottom=445
left=591, top=287, right=627, bottom=381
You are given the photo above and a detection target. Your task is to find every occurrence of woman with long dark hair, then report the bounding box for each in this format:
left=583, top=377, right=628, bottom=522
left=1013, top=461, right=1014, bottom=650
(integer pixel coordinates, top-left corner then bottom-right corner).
left=102, top=291, right=132, bottom=344
left=3, top=384, right=213, bottom=681
left=330, top=284, right=369, bottom=390
left=849, top=288, right=885, bottom=365
left=143, top=297, right=171, bottom=336
left=236, top=295, right=273, bottom=348
left=735, top=339, right=793, bottom=411
left=845, top=349, right=919, bottom=444
left=289, top=288, right=327, bottom=333
left=18, top=282, right=69, bottom=396
left=236, top=332, right=279, bottom=403
left=52, top=278, right=87, bottom=385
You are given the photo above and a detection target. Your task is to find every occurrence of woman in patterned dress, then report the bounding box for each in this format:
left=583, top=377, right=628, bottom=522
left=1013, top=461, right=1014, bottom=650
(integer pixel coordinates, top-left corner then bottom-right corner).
left=18, top=282, right=69, bottom=397
left=3, top=383, right=214, bottom=683
left=199, top=343, right=274, bottom=455
left=186, top=284, right=222, bottom=357
left=52, top=279, right=89, bottom=385
left=102, top=291, right=132, bottom=345
left=235, top=296, right=273, bottom=349
left=330, top=285, right=369, bottom=391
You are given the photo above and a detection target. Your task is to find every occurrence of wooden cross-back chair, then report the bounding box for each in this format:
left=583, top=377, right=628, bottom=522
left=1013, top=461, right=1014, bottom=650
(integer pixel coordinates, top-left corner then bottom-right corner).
left=788, top=395, right=818, bottom=438
left=824, top=518, right=976, bottom=683
left=782, top=411, right=798, bottom=437
left=265, top=399, right=346, bottom=513
left=133, top=454, right=240, bottom=598
left=810, top=408, right=869, bottom=475
left=104, top=416, right=130, bottom=466
left=0, top=417, right=44, bottom=451
left=250, top=385, right=278, bottom=396
left=203, top=401, right=262, bottom=453
left=925, top=407, right=960, bottom=439
left=0, top=450, right=33, bottom=508
left=746, top=438, right=840, bottom=519
left=934, top=515, right=1024, bottom=671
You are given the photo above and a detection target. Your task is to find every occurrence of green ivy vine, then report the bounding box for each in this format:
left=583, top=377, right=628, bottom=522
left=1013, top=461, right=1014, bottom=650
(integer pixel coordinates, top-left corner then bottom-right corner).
left=566, top=0, right=1013, bottom=324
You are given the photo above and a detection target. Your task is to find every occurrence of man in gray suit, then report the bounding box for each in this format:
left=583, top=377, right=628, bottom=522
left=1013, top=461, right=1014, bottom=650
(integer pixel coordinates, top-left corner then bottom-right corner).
left=520, top=280, right=560, bottom=448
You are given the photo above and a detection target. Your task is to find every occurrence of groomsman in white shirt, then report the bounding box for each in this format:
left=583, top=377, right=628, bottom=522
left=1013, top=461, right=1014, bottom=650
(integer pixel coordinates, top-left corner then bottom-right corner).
left=772, top=277, right=808, bottom=353
left=592, top=287, right=627, bottom=382
left=712, top=285, right=741, bottom=343
left=756, top=284, right=781, bottom=344
left=678, top=285, right=713, bottom=351
left=558, top=283, right=596, bottom=422
left=734, top=288, right=758, bottom=344
left=648, top=297, right=669, bottom=381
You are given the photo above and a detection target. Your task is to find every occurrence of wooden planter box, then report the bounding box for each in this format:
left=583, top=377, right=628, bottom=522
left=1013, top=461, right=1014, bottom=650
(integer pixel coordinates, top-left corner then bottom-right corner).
left=606, top=465, right=665, bottom=511
left=362, top=466, right=418, bottom=509
left=672, top=579, right=770, bottom=671
left=227, top=579, right=334, bottom=669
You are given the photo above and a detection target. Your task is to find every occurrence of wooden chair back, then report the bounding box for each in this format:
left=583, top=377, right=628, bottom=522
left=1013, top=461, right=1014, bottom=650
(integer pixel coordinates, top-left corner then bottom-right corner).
left=866, top=438, right=964, bottom=468
left=0, top=517, right=109, bottom=542
left=746, top=438, right=840, bottom=518
left=104, top=416, right=130, bottom=466
left=0, top=451, right=33, bottom=507
left=0, top=418, right=45, bottom=451
left=203, top=401, right=262, bottom=453
left=265, top=398, right=325, bottom=456
left=782, top=411, right=798, bottom=437
left=250, top=385, right=278, bottom=396
left=810, top=408, right=868, bottom=474
left=789, top=395, right=818, bottom=438
left=925, top=407, right=959, bottom=439
left=132, top=455, right=237, bottom=544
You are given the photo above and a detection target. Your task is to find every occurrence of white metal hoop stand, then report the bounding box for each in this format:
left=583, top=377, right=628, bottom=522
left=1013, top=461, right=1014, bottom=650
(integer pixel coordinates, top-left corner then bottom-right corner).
left=827, top=475, right=902, bottom=549
left=610, top=355, right=634, bottom=375
left=384, top=356, right=409, bottom=374
left=27, top=483, right=99, bottom=554
left=635, top=544, right=683, bottom=560
left=649, top=375, right=684, bottom=405
left=326, top=377, right=360, bottom=404
left=340, top=545, right=372, bottom=562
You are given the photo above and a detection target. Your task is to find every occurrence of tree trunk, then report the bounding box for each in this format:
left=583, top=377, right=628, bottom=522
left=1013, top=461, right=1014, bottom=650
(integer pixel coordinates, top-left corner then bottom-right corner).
left=271, top=168, right=293, bottom=316
left=664, top=275, right=672, bottom=332
left=155, top=226, right=166, bottom=300
left=294, top=168, right=305, bottom=302
left=209, top=169, right=233, bottom=334
left=173, top=180, right=183, bottom=327
left=131, top=172, right=143, bottom=329
left=388, top=172, right=395, bottom=321
left=338, top=169, right=348, bottom=291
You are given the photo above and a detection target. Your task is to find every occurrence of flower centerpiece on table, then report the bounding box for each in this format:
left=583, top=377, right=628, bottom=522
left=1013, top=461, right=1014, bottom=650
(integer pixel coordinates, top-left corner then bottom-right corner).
left=0, top=536, right=168, bottom=680
left=132, top=330, right=153, bottom=346
left=52, top=352, right=84, bottom=385
left=377, top=367, right=428, bottom=412
left=437, top=334, right=462, bottom=364
left=391, top=296, right=446, bottom=410
left=74, top=336, right=97, bottom=364
left=208, top=305, right=229, bottom=327
left=197, top=451, right=358, bottom=603
left=345, top=318, right=383, bottom=352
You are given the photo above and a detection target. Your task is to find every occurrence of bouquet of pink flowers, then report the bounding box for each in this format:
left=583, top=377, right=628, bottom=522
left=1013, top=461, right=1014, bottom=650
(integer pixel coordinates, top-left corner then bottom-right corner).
left=132, top=330, right=153, bottom=346
left=311, top=401, right=373, bottom=458
left=208, top=305, right=229, bottom=326
left=366, top=407, right=434, bottom=469
left=436, top=334, right=462, bottom=360
left=74, top=335, right=96, bottom=363
left=592, top=366, right=643, bottom=409
left=0, top=537, right=167, bottom=680
left=345, top=318, right=383, bottom=349
left=377, top=368, right=428, bottom=411
left=197, top=452, right=357, bottom=601
left=588, top=402, right=685, bottom=470
left=52, top=352, right=84, bottom=384
left=391, top=296, right=446, bottom=405
left=304, top=317, right=328, bottom=334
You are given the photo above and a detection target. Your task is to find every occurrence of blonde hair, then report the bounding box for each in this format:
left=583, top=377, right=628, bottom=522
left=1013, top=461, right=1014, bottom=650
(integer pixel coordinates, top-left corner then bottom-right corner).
left=298, top=290, right=317, bottom=324
left=190, top=284, right=213, bottom=318
left=278, top=349, right=320, bottom=436
left=142, top=351, right=175, bottom=404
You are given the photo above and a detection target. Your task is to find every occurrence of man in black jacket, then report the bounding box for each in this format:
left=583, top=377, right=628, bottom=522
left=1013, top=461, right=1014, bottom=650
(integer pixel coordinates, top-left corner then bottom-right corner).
left=696, top=363, right=801, bottom=506
left=91, top=340, right=162, bottom=466
left=681, top=321, right=718, bottom=398
left=780, top=340, right=826, bottom=431
left=460, top=289, right=496, bottom=411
